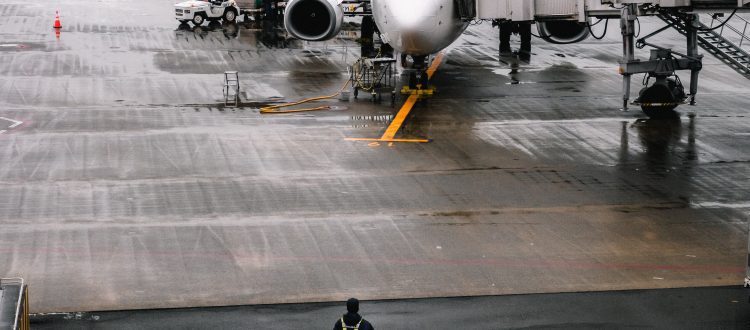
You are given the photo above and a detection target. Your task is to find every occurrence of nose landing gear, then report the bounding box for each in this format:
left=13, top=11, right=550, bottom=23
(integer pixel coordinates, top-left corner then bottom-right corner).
left=407, top=70, right=429, bottom=90
left=402, top=55, right=434, bottom=97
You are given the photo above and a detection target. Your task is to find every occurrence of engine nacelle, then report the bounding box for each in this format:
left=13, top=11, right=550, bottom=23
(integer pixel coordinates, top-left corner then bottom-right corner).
left=536, top=21, right=589, bottom=44
left=284, top=0, right=343, bottom=41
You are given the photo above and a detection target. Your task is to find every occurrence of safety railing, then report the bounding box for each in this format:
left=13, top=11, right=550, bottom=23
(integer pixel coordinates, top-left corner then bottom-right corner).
left=709, top=13, right=750, bottom=50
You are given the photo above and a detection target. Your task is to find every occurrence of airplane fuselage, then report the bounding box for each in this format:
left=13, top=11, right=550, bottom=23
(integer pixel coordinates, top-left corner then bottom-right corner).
left=371, top=0, right=468, bottom=57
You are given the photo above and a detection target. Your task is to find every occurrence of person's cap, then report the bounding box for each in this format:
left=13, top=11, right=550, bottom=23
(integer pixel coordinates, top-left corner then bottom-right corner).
left=346, top=298, right=359, bottom=313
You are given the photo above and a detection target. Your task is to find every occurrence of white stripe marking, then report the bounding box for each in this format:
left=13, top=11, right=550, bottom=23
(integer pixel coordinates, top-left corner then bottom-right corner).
left=692, top=202, right=750, bottom=209
left=0, top=117, right=23, bottom=131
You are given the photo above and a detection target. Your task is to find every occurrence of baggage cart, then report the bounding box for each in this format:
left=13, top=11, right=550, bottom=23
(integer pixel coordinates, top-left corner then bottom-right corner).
left=350, top=57, right=397, bottom=104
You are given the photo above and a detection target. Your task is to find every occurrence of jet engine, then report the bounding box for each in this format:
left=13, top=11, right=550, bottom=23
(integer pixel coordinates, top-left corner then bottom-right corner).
left=536, top=21, right=590, bottom=44
left=284, top=0, right=343, bottom=41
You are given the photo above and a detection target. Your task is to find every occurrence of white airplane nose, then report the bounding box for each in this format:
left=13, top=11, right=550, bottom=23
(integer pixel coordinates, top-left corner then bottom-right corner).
left=373, top=0, right=466, bottom=56
left=388, top=2, right=438, bottom=29
left=398, top=30, right=438, bottom=56
left=380, top=2, right=442, bottom=54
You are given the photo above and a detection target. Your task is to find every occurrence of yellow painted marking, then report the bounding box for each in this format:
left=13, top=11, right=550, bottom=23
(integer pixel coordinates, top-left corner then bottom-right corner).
left=345, top=137, right=431, bottom=143
left=400, top=86, right=435, bottom=96
left=381, top=93, right=419, bottom=140
left=425, top=52, right=444, bottom=79
left=358, top=52, right=444, bottom=143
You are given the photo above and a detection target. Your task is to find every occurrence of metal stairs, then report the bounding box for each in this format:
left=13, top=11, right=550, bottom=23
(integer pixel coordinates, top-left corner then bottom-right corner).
left=223, top=71, right=240, bottom=107
left=657, top=11, right=750, bottom=79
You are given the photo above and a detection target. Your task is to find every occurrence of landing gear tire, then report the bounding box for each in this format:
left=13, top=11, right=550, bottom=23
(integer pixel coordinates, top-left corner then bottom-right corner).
left=193, top=14, right=205, bottom=26
left=419, top=70, right=429, bottom=89
left=408, top=72, right=417, bottom=89
left=638, top=83, right=679, bottom=119
left=353, top=88, right=358, bottom=99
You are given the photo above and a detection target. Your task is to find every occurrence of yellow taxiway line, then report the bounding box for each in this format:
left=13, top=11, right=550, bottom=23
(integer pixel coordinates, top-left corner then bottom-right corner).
left=345, top=52, right=445, bottom=144
left=345, top=137, right=431, bottom=143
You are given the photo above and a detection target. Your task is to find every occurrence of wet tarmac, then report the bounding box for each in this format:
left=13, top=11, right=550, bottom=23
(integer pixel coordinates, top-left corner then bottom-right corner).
left=27, top=286, right=750, bottom=329
left=1, top=0, right=750, bottom=316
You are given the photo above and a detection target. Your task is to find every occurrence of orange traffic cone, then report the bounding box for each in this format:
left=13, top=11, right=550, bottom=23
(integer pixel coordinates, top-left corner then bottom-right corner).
left=53, top=11, right=62, bottom=29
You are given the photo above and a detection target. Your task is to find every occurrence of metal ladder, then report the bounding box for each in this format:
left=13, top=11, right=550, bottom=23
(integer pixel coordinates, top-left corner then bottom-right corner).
left=223, top=71, right=240, bottom=107
left=657, top=11, right=750, bottom=78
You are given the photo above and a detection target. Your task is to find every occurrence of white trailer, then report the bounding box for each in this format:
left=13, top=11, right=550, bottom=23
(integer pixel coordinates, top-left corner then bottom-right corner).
left=475, top=0, right=617, bottom=22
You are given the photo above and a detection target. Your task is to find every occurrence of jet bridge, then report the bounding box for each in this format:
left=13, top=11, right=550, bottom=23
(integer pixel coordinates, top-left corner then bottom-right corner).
left=613, top=0, right=749, bottom=115
left=475, top=0, right=622, bottom=21
left=475, top=0, right=749, bottom=116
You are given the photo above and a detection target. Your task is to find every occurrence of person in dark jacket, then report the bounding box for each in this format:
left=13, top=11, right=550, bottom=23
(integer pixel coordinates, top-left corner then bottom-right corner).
left=333, top=298, right=374, bottom=330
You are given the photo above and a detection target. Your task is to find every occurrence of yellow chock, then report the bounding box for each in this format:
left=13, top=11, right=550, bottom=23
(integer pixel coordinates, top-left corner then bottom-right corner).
left=400, top=86, right=435, bottom=97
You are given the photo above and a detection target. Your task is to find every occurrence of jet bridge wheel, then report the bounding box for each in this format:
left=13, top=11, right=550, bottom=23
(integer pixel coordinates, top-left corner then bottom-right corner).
left=638, top=83, right=680, bottom=119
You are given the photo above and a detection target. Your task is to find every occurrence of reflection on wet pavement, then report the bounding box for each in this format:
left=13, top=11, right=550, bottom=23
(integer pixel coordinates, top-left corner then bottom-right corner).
left=0, top=0, right=749, bottom=314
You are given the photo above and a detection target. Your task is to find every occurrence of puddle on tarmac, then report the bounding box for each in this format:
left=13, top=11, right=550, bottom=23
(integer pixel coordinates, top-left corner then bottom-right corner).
left=349, top=114, right=394, bottom=128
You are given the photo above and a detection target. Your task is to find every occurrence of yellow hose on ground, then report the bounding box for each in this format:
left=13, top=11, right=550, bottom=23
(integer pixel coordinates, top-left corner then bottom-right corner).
left=260, top=78, right=352, bottom=114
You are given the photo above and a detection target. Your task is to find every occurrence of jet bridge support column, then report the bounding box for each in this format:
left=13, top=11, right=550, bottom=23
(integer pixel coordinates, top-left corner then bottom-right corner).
left=620, top=4, right=638, bottom=111
left=686, top=14, right=700, bottom=105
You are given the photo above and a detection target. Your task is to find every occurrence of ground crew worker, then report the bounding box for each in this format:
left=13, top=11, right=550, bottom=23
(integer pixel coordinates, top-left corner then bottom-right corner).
left=498, top=20, right=532, bottom=61
left=262, top=0, right=275, bottom=19
left=360, top=13, right=393, bottom=58
left=333, top=298, right=374, bottom=330
left=360, top=15, right=376, bottom=58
